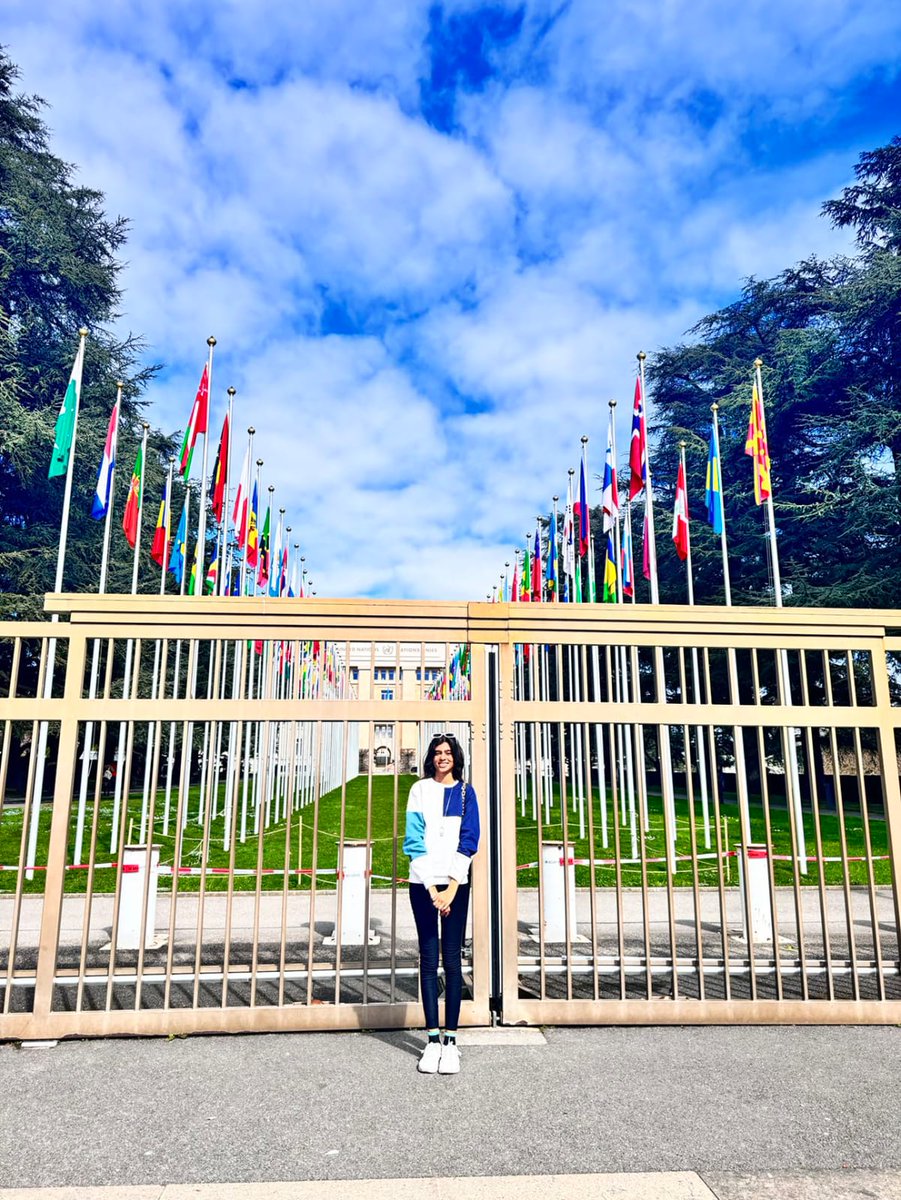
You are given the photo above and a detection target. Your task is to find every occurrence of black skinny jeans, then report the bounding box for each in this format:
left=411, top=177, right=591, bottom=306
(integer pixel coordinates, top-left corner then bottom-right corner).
left=409, top=882, right=470, bottom=1031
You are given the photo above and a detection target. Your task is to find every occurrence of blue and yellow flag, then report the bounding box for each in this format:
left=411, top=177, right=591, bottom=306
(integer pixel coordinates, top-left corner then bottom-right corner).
left=602, top=531, right=617, bottom=602
left=705, top=422, right=724, bottom=534
left=168, top=503, right=187, bottom=585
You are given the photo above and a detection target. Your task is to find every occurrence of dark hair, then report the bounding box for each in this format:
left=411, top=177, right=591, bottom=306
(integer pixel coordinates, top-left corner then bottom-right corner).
left=423, top=733, right=465, bottom=781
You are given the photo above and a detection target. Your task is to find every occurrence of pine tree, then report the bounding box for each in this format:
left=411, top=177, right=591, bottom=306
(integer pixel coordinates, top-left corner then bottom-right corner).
left=0, top=52, right=176, bottom=620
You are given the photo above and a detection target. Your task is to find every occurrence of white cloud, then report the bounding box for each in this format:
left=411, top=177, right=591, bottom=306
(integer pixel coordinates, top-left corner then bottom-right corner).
left=1, top=0, right=893, bottom=599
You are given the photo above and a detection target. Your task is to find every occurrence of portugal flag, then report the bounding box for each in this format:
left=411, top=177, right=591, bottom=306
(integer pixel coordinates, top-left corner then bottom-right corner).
left=122, top=447, right=143, bottom=548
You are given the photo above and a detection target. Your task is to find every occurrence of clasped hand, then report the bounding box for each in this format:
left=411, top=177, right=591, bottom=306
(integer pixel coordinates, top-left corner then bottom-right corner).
left=430, top=883, right=458, bottom=915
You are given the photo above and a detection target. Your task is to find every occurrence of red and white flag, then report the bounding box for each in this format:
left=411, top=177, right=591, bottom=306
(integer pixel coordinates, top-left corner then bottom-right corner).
left=231, top=445, right=251, bottom=549
left=672, top=459, right=690, bottom=561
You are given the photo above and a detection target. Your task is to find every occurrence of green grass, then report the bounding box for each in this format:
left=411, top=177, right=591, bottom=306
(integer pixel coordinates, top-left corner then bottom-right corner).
left=0, top=773, right=892, bottom=895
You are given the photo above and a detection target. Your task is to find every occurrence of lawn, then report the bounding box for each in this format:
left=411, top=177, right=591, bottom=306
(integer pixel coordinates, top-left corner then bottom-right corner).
left=0, top=773, right=892, bottom=895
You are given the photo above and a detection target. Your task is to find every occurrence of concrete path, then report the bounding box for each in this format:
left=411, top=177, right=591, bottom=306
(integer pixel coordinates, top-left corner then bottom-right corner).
left=3, top=1173, right=901, bottom=1198
left=1, top=1026, right=899, bottom=1197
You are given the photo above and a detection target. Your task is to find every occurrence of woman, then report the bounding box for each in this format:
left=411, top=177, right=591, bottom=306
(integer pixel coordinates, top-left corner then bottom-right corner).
left=403, top=732, right=480, bottom=1074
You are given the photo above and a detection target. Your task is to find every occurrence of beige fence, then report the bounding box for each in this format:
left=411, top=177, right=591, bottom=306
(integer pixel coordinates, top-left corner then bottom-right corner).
left=0, top=595, right=899, bottom=1038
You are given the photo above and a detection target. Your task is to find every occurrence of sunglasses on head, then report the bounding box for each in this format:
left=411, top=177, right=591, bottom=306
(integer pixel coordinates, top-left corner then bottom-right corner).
left=430, top=733, right=457, bottom=744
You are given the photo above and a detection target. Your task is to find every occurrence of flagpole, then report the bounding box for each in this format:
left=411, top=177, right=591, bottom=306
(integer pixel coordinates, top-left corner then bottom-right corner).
left=755, top=358, right=806, bottom=871
left=141, top=454, right=175, bottom=839
left=551, top=496, right=559, bottom=602
left=218, top=386, right=235, bottom=596
left=637, top=352, right=660, bottom=605
left=25, top=329, right=90, bottom=876
left=638, top=353, right=676, bottom=871
left=755, top=357, right=783, bottom=607
left=581, top=436, right=596, bottom=603
left=711, top=403, right=733, bottom=606
left=196, top=335, right=216, bottom=591
left=609, top=401, right=623, bottom=603
left=679, top=440, right=712, bottom=849
left=567, top=468, right=576, bottom=602
left=163, top=484, right=190, bottom=837
left=75, top=372, right=119, bottom=865
left=110, top=420, right=149, bottom=853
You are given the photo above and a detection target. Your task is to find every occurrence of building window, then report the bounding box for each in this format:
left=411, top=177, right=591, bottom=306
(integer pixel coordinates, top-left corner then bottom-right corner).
left=350, top=667, right=359, bottom=681
left=375, top=723, right=393, bottom=739
left=374, top=667, right=396, bottom=682
left=416, top=667, right=442, bottom=681
left=380, top=688, right=394, bottom=701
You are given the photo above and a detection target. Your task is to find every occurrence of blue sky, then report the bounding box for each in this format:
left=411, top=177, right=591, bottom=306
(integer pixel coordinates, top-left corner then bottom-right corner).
left=5, top=1, right=901, bottom=598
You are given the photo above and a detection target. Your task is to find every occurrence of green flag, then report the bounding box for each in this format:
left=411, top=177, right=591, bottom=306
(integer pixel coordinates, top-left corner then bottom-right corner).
left=48, top=377, right=78, bottom=479
left=49, top=337, right=86, bottom=479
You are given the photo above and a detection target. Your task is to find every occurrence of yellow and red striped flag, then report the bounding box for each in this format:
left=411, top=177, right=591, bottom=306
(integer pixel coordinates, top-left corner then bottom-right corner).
left=744, top=382, right=771, bottom=505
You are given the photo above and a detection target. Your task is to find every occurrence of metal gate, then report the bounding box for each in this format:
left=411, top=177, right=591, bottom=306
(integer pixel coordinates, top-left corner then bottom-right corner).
left=1, top=595, right=899, bottom=1038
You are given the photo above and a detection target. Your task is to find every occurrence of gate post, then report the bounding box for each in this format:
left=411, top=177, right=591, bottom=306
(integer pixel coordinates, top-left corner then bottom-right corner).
left=32, top=630, right=87, bottom=1017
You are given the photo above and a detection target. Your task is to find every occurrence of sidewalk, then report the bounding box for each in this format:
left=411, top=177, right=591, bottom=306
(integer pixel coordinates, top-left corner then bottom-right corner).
left=1, top=1026, right=899, bottom=1197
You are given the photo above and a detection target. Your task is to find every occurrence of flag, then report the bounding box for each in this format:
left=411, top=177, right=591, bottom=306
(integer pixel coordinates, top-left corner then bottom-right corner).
left=91, top=398, right=119, bottom=519
left=745, top=381, right=771, bottom=505
left=562, top=477, right=575, bottom=599
left=511, top=558, right=519, bottom=603
left=532, top=523, right=542, bottom=601
left=602, top=531, right=617, bottom=602
left=49, top=338, right=86, bottom=478
left=578, top=458, right=589, bottom=556
left=642, top=510, right=651, bottom=581
left=210, top=414, right=230, bottom=523
left=187, top=542, right=199, bottom=596
left=204, top=547, right=219, bottom=595
left=246, top=482, right=259, bottom=568
left=520, top=542, right=531, bottom=602
left=150, top=478, right=170, bottom=566
left=268, top=512, right=283, bottom=597
left=178, top=363, right=209, bottom=477
left=705, top=422, right=724, bottom=534
left=278, top=543, right=289, bottom=597
left=232, top=445, right=251, bottom=548
left=672, top=459, right=690, bottom=562
left=629, top=377, right=647, bottom=500
left=545, top=511, right=557, bottom=596
left=622, top=513, right=634, bottom=598
left=169, top=502, right=187, bottom=584
left=122, top=447, right=143, bottom=548
left=602, top=430, right=619, bottom=532
left=257, top=504, right=271, bottom=588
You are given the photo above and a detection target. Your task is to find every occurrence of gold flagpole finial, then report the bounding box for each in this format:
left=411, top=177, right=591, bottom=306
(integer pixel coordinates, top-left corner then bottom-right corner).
left=207, top=335, right=217, bottom=348
left=754, top=357, right=763, bottom=368
left=78, top=327, right=89, bottom=338
left=227, top=386, right=236, bottom=398
left=637, top=350, right=646, bottom=361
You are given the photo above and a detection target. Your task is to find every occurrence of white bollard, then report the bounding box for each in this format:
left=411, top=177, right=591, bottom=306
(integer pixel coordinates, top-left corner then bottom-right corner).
left=736, top=843, right=774, bottom=944
left=324, top=841, right=379, bottom=947
left=541, top=841, right=578, bottom=943
left=116, top=844, right=160, bottom=950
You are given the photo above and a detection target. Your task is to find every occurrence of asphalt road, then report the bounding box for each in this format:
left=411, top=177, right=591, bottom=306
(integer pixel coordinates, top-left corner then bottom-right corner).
left=0, top=1025, right=899, bottom=1190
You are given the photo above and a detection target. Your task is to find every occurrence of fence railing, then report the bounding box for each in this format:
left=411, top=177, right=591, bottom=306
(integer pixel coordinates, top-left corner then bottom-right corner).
left=0, top=594, right=899, bottom=1037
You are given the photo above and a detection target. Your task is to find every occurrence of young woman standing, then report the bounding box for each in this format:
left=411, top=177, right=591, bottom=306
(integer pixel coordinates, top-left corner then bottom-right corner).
left=403, top=733, right=480, bottom=1074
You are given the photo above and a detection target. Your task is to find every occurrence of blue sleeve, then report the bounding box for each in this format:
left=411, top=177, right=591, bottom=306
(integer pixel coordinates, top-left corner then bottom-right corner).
left=457, top=785, right=480, bottom=858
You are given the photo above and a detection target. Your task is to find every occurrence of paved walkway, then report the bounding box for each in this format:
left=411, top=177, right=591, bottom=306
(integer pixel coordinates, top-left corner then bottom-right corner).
left=1, top=1026, right=899, bottom=1197
left=2, top=1173, right=901, bottom=1198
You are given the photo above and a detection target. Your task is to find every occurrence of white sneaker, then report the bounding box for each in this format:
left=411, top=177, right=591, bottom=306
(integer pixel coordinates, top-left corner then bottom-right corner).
left=418, top=1040, right=442, bottom=1073
left=438, top=1041, right=461, bottom=1074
